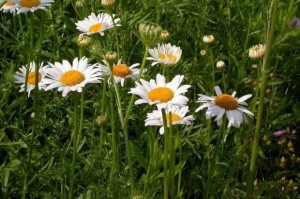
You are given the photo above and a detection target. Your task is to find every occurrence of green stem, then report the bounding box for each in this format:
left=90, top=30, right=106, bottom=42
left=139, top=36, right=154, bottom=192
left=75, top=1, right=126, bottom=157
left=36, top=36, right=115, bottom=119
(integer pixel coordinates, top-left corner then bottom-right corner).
left=169, top=113, right=175, bottom=199
left=99, top=78, right=107, bottom=150
left=247, top=0, right=278, bottom=196
left=69, top=95, right=80, bottom=199
left=109, top=12, right=120, bottom=59
left=161, top=109, right=169, bottom=199
left=209, top=49, right=215, bottom=94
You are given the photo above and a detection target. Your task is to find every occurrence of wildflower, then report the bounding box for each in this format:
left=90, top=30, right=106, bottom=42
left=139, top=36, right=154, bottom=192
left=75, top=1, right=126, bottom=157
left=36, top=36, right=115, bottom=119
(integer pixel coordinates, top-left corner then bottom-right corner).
left=274, top=130, right=287, bottom=137
left=10, top=0, right=54, bottom=14
left=139, top=23, right=162, bottom=47
left=75, top=13, right=121, bottom=36
left=196, top=86, right=253, bottom=128
left=145, top=105, right=194, bottom=134
left=129, top=74, right=190, bottom=108
left=216, top=60, right=225, bottom=69
left=249, top=44, right=266, bottom=60
left=14, top=62, right=47, bottom=97
left=200, top=50, right=207, bottom=56
left=76, top=35, right=92, bottom=48
left=203, top=35, right=214, bottom=44
left=147, top=43, right=182, bottom=67
left=96, top=115, right=108, bottom=127
left=104, top=51, right=118, bottom=65
left=101, top=0, right=115, bottom=9
left=0, top=1, right=18, bottom=13
left=160, top=30, right=170, bottom=42
left=109, top=59, right=142, bottom=87
left=43, top=57, right=104, bottom=97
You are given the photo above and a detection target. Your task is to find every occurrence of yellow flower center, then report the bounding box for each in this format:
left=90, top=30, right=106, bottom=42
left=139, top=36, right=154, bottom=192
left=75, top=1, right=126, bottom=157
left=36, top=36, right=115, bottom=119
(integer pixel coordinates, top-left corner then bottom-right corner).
left=27, top=72, right=41, bottom=85
left=112, top=64, right=131, bottom=77
left=214, top=94, right=238, bottom=110
left=166, top=113, right=181, bottom=124
left=148, top=87, right=174, bottom=102
left=5, top=1, right=15, bottom=5
left=88, top=23, right=102, bottom=33
left=20, top=0, right=40, bottom=7
left=159, top=53, right=177, bottom=62
left=60, top=70, right=85, bottom=86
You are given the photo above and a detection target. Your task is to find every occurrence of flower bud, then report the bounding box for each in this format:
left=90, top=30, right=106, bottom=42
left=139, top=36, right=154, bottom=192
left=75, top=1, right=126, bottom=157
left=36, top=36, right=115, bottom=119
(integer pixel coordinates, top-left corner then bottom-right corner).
left=216, top=60, right=225, bottom=69
left=203, top=35, right=215, bottom=44
left=280, top=156, right=286, bottom=168
left=139, top=23, right=162, bottom=47
left=200, top=50, right=207, bottom=56
left=101, top=0, right=116, bottom=9
left=76, top=35, right=92, bottom=48
left=96, top=116, right=108, bottom=127
left=160, top=30, right=170, bottom=42
left=104, top=51, right=118, bottom=65
left=249, top=44, right=266, bottom=60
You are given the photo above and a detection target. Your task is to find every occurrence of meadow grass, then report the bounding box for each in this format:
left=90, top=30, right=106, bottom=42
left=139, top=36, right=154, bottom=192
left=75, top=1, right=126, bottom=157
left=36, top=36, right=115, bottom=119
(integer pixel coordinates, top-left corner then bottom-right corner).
left=0, top=0, right=300, bottom=198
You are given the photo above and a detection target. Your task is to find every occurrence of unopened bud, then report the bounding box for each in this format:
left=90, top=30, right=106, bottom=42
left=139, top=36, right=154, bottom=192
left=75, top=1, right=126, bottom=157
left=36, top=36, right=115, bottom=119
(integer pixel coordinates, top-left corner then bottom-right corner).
left=203, top=35, right=215, bottom=44
left=96, top=116, right=108, bottom=127
left=139, top=23, right=162, bottom=47
left=76, top=35, right=92, bottom=48
left=160, top=30, right=170, bottom=42
left=101, top=0, right=116, bottom=9
left=105, top=51, right=118, bottom=65
left=249, top=44, right=266, bottom=60
left=216, top=60, right=225, bottom=69
left=200, top=50, right=207, bottom=56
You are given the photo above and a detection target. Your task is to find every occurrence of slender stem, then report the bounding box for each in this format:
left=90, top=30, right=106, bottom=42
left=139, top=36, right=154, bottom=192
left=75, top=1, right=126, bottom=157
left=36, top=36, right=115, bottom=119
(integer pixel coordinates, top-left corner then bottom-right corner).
left=169, top=113, right=175, bottom=199
left=122, top=46, right=149, bottom=194
left=99, top=78, right=107, bottom=150
left=209, top=49, right=215, bottom=94
left=69, top=95, right=79, bottom=199
left=109, top=12, right=120, bottom=59
left=247, top=0, right=278, bottom=196
left=161, top=108, right=169, bottom=199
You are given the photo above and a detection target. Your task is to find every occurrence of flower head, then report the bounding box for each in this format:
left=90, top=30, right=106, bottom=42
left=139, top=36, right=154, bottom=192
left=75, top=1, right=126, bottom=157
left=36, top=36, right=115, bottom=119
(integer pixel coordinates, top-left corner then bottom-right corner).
left=1, top=1, right=18, bottom=13
left=249, top=44, right=266, bottom=60
left=203, top=35, right=215, bottom=44
left=43, top=57, right=104, bottom=97
left=14, top=62, right=47, bottom=97
left=106, top=59, right=142, bottom=87
left=10, top=0, right=54, bottom=14
left=75, top=12, right=120, bottom=36
left=147, top=43, right=182, bottom=67
left=196, top=86, right=254, bottom=128
left=129, top=74, right=191, bottom=108
left=145, top=105, right=194, bottom=134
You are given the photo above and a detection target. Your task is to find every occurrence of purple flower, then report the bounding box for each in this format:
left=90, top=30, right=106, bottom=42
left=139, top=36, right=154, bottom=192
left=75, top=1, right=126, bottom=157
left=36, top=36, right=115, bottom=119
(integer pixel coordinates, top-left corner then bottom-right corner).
left=288, top=16, right=300, bottom=29
left=273, top=130, right=287, bottom=137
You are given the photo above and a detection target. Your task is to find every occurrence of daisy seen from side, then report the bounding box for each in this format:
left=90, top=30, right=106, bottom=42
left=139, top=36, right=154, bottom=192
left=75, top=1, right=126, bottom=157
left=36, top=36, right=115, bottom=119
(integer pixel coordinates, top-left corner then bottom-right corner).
left=145, top=105, right=195, bottom=134
left=43, top=57, right=104, bottom=97
left=10, top=0, right=54, bottom=14
left=14, top=61, right=47, bottom=97
left=147, top=43, right=182, bottom=67
left=196, top=86, right=254, bottom=128
left=75, top=12, right=121, bottom=36
left=107, top=59, right=142, bottom=87
left=129, top=74, right=190, bottom=108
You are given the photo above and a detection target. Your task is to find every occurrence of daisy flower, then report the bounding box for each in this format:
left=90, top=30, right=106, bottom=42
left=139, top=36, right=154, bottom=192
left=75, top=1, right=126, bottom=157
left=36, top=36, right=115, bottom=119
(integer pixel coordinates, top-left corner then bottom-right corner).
left=147, top=43, right=182, bottom=67
left=0, top=1, right=18, bottom=13
left=43, top=57, right=104, bottom=97
left=75, top=12, right=121, bottom=36
left=14, top=62, right=47, bottom=97
left=145, top=105, right=195, bottom=134
left=129, top=74, right=190, bottom=108
left=196, top=86, right=254, bottom=128
left=10, top=0, right=54, bottom=14
left=109, top=59, right=142, bottom=87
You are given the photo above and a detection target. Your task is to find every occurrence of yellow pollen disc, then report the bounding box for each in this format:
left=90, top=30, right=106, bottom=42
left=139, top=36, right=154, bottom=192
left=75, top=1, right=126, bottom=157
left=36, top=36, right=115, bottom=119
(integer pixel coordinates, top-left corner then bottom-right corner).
left=60, top=70, right=85, bottom=86
left=27, top=72, right=41, bottom=85
left=20, top=0, right=40, bottom=7
left=112, top=64, right=131, bottom=77
left=148, top=87, right=174, bottom=102
left=158, top=53, right=177, bottom=62
left=88, top=23, right=102, bottom=33
left=214, top=94, right=238, bottom=110
left=166, top=113, right=181, bottom=124
left=5, top=1, right=15, bottom=5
